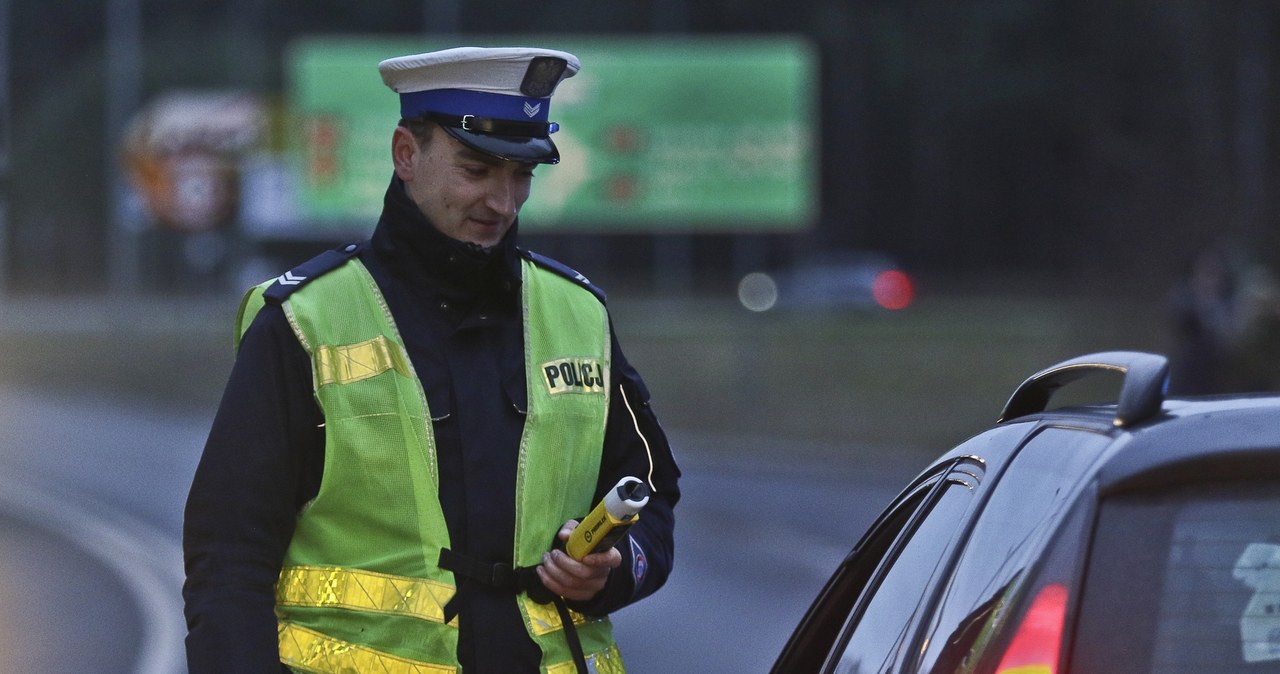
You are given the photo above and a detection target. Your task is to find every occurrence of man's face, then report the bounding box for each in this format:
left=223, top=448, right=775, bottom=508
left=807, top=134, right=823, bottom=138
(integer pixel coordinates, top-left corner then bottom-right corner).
left=396, top=127, right=536, bottom=248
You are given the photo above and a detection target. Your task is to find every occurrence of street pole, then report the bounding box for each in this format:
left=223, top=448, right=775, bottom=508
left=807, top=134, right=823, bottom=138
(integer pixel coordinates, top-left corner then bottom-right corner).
left=1235, top=0, right=1268, bottom=243
left=651, top=0, right=694, bottom=296
left=0, top=0, right=9, bottom=295
left=106, top=0, right=142, bottom=295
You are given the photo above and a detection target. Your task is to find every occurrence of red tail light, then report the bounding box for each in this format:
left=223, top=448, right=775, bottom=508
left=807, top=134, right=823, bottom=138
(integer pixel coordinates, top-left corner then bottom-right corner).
left=872, top=270, right=915, bottom=310
left=995, top=583, right=1069, bottom=674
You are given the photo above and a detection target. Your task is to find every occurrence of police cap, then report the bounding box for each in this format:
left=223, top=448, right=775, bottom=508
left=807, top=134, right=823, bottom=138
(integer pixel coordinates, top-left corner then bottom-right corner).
left=378, top=46, right=581, bottom=164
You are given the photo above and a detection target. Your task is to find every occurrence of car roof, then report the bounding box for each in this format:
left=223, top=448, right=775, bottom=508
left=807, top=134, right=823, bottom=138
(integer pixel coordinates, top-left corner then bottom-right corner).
left=1097, top=396, right=1280, bottom=493
left=999, top=391, right=1280, bottom=497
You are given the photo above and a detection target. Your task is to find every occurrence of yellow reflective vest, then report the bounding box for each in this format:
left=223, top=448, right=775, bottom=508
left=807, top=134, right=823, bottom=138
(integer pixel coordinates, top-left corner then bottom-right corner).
left=237, top=256, right=625, bottom=674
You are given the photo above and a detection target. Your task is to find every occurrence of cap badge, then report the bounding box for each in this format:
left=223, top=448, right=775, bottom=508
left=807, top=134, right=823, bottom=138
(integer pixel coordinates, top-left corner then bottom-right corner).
left=523, top=101, right=542, bottom=118
left=520, top=56, right=569, bottom=98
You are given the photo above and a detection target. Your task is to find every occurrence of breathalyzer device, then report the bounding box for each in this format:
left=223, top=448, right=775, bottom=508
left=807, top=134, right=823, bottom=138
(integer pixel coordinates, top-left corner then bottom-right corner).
left=565, top=476, right=651, bottom=560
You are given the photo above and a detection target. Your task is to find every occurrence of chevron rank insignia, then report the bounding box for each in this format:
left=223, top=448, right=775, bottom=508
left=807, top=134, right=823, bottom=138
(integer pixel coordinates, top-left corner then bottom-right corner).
left=263, top=242, right=362, bottom=305
left=275, top=270, right=307, bottom=286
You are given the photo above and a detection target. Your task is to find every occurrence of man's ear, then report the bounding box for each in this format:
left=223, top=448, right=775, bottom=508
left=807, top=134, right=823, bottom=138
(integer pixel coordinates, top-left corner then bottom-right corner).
left=392, top=127, right=419, bottom=180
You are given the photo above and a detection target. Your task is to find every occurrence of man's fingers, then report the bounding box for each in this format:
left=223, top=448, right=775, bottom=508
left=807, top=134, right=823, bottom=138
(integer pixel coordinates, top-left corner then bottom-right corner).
left=537, top=548, right=618, bottom=601
left=543, top=550, right=595, bottom=582
left=584, top=547, right=623, bottom=569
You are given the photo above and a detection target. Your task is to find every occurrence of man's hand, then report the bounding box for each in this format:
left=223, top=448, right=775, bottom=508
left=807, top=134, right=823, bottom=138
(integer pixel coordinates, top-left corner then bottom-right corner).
left=536, top=520, right=622, bottom=602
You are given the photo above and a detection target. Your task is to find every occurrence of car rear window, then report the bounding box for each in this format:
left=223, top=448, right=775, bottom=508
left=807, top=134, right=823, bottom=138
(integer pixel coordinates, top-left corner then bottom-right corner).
left=1072, top=480, right=1280, bottom=673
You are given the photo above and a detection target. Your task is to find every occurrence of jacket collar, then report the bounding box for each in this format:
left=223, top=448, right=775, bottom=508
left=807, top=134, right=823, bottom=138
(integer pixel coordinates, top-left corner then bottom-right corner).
left=370, top=175, right=522, bottom=303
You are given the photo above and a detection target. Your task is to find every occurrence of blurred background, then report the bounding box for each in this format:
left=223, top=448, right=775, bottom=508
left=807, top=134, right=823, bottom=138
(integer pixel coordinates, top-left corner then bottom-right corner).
left=3, top=1, right=1280, bottom=672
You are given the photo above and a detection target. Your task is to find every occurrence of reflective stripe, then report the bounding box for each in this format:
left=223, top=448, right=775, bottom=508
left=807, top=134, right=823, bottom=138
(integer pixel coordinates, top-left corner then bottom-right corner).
left=522, top=595, right=592, bottom=637
left=278, top=621, right=456, bottom=674
left=258, top=259, right=618, bottom=669
left=546, top=644, right=626, bottom=674
left=276, top=565, right=457, bottom=626
left=314, top=335, right=411, bottom=387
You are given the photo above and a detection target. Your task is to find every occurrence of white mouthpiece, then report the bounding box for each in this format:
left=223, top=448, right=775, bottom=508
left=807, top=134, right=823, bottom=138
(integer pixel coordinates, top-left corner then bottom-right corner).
left=603, top=476, right=650, bottom=519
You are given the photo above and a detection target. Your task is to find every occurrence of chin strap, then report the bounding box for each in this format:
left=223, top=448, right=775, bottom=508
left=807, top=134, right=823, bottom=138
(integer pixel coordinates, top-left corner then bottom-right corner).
left=423, top=111, right=559, bottom=138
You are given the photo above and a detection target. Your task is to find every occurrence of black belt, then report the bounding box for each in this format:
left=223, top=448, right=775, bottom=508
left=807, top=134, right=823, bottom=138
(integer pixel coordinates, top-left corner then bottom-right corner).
left=438, top=548, right=589, bottom=674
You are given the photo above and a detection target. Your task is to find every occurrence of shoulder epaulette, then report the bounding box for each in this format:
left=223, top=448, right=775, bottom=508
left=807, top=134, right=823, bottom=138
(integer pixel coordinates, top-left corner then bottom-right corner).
left=523, top=249, right=607, bottom=304
left=263, top=242, right=364, bottom=305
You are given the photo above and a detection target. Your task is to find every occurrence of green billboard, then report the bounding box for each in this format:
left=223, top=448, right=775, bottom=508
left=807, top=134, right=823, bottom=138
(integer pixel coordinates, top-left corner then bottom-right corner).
left=287, top=35, right=819, bottom=232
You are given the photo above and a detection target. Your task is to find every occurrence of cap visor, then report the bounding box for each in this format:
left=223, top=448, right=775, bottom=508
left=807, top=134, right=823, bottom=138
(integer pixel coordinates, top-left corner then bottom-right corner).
left=441, top=127, right=560, bottom=164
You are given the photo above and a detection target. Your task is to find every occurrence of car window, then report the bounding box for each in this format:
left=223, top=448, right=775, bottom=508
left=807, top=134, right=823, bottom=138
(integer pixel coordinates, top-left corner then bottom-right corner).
left=829, top=466, right=979, bottom=674
left=1072, top=480, right=1280, bottom=673
left=915, top=426, right=1113, bottom=672
left=770, top=424, right=1033, bottom=674
left=771, top=486, right=930, bottom=674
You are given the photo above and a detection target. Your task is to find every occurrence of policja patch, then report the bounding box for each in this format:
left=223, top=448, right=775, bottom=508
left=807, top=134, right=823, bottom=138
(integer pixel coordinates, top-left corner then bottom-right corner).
left=541, top=357, right=607, bottom=395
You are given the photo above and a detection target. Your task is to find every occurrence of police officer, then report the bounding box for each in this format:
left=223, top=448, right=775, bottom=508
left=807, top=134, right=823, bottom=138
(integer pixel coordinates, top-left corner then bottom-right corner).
left=182, top=46, right=681, bottom=674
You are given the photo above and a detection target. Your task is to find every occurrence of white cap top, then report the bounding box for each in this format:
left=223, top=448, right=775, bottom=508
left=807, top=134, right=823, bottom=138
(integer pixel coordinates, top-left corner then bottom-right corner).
left=378, top=46, right=580, bottom=97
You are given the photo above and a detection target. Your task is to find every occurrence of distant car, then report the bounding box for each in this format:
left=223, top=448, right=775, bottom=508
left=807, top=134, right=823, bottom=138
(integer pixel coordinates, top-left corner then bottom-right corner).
left=771, top=351, right=1280, bottom=674
left=742, top=252, right=915, bottom=312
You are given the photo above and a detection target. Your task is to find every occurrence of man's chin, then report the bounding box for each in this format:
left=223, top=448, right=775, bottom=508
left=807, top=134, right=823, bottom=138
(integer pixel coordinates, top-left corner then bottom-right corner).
left=462, top=237, right=501, bottom=250
left=462, top=224, right=512, bottom=249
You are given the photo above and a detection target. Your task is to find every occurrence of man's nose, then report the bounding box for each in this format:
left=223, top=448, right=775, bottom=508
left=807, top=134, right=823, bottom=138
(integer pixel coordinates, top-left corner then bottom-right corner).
left=485, top=176, right=519, bottom=217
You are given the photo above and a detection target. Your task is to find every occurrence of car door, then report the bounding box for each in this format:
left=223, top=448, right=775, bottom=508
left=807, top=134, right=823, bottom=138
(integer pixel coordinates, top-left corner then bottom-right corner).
left=771, top=423, right=1034, bottom=674
left=910, top=425, right=1116, bottom=673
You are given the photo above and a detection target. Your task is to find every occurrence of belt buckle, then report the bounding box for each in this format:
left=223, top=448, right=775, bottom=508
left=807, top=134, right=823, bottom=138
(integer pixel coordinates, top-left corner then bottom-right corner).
left=489, top=562, right=514, bottom=590
left=461, top=114, right=474, bottom=131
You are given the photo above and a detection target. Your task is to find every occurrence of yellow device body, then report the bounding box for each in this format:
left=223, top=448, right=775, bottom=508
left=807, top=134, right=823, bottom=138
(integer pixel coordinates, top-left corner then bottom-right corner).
left=565, top=476, right=649, bottom=560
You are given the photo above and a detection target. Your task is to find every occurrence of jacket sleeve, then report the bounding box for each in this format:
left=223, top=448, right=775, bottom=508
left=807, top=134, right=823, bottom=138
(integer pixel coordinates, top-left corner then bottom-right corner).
left=569, top=322, right=681, bottom=615
left=182, top=304, right=325, bottom=674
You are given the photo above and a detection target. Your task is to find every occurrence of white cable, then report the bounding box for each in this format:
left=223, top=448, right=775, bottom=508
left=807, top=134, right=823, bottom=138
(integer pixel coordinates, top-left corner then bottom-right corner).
left=619, top=385, right=656, bottom=491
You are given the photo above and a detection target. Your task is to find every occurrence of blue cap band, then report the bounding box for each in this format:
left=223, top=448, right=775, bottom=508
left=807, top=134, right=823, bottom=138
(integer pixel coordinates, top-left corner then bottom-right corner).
left=400, top=89, right=551, bottom=123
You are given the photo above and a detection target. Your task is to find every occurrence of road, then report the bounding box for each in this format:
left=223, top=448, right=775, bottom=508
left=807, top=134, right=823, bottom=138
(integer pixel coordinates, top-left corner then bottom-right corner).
left=613, top=433, right=924, bottom=672
left=0, top=384, right=927, bottom=674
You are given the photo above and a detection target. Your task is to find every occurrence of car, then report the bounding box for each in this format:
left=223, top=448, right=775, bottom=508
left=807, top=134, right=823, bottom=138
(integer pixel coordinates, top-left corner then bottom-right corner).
left=771, top=351, right=1280, bottom=674
left=738, top=252, right=916, bottom=313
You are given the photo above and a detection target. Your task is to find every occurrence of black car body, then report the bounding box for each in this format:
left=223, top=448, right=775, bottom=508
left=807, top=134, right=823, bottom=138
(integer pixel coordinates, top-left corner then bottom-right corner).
left=772, top=351, right=1280, bottom=674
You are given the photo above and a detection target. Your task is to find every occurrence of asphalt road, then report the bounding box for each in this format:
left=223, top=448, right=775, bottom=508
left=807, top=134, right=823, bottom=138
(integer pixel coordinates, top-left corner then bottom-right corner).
left=0, top=383, right=927, bottom=674
left=613, top=434, right=924, bottom=672
left=0, top=386, right=194, bottom=674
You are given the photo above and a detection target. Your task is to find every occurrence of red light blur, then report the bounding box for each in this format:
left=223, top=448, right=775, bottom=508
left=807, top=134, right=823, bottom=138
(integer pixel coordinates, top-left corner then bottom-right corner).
left=995, top=583, right=1069, bottom=674
left=872, top=270, right=915, bottom=310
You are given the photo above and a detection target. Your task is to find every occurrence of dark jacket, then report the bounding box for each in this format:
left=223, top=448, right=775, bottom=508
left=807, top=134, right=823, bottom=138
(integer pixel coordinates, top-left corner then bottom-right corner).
left=182, top=176, right=681, bottom=673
